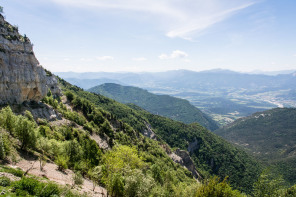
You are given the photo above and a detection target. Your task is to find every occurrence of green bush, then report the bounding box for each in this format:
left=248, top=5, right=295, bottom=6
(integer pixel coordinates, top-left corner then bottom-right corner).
left=13, top=177, right=40, bottom=195
left=65, top=91, right=75, bottom=102
left=284, top=185, right=296, bottom=197
left=13, top=177, right=60, bottom=197
left=72, top=171, right=84, bottom=186
left=0, top=131, right=11, bottom=159
left=55, top=155, right=69, bottom=171
left=195, top=176, right=245, bottom=197
left=0, top=176, right=11, bottom=186
left=15, top=116, right=37, bottom=150
left=39, top=182, right=60, bottom=197
left=1, top=166, right=24, bottom=177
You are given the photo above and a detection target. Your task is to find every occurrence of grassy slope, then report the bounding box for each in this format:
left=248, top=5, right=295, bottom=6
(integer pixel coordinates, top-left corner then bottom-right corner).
left=88, top=83, right=218, bottom=131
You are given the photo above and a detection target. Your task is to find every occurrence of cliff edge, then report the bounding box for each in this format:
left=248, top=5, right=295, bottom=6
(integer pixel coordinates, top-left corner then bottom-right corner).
left=0, top=14, right=59, bottom=105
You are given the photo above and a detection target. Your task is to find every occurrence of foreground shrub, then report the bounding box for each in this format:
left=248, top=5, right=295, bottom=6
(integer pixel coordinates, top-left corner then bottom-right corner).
left=13, top=177, right=60, bottom=197
left=0, top=176, right=11, bottom=186
left=56, top=155, right=69, bottom=171
left=195, top=176, right=245, bottom=197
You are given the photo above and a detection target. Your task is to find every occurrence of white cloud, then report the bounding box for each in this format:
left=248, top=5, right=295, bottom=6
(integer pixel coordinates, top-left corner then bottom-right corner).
left=80, top=57, right=93, bottom=61
left=50, top=0, right=256, bottom=40
left=294, top=54, right=296, bottom=57
left=159, top=50, right=188, bottom=60
left=96, top=56, right=114, bottom=61
left=132, top=57, right=147, bottom=61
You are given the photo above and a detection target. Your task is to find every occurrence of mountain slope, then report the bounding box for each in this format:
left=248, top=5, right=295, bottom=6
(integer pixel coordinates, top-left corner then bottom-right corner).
left=88, top=83, right=218, bottom=131
left=59, top=78, right=261, bottom=193
left=56, top=69, right=296, bottom=126
left=215, top=108, right=296, bottom=185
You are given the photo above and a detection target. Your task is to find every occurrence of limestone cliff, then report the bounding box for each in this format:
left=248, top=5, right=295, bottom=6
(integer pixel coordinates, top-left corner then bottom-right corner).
left=0, top=14, right=59, bottom=105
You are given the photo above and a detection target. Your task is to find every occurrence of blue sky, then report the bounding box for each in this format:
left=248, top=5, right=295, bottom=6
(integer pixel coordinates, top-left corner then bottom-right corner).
left=1, top=0, right=296, bottom=72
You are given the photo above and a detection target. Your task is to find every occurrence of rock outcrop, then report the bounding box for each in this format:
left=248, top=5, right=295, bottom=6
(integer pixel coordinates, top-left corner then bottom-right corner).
left=170, top=148, right=202, bottom=180
left=0, top=14, right=59, bottom=105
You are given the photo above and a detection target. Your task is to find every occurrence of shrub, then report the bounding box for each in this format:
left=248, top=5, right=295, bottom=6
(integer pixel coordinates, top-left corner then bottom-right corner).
left=108, top=173, right=124, bottom=197
left=13, top=177, right=60, bottom=197
left=72, top=171, right=84, bottom=186
left=0, top=176, right=11, bottom=186
left=39, top=182, right=60, bottom=197
left=65, top=91, right=75, bottom=102
left=1, top=166, right=24, bottom=177
left=0, top=131, right=11, bottom=159
left=13, top=177, right=40, bottom=195
left=124, top=169, right=154, bottom=197
left=56, top=155, right=69, bottom=171
left=284, top=185, right=296, bottom=197
left=195, top=176, right=245, bottom=197
left=253, top=169, right=285, bottom=197
left=15, top=116, right=37, bottom=150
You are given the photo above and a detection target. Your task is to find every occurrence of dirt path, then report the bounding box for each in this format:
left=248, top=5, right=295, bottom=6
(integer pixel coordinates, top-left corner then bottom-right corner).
left=8, top=159, right=107, bottom=197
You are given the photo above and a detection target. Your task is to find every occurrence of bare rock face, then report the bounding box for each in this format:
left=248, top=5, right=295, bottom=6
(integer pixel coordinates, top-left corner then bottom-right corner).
left=171, top=148, right=202, bottom=180
left=0, top=14, right=59, bottom=105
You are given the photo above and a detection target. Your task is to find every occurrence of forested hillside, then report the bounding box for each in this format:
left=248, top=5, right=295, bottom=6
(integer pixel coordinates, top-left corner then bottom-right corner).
left=59, top=78, right=262, bottom=193
left=215, top=108, right=296, bottom=186
left=88, top=83, right=218, bottom=131
left=1, top=5, right=296, bottom=197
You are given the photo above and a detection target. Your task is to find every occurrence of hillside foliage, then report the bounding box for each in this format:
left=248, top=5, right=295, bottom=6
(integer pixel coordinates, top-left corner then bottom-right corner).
left=88, top=83, right=218, bottom=131
left=215, top=108, right=296, bottom=186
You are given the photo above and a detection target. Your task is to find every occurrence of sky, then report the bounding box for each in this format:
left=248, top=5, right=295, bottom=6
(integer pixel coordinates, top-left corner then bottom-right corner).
left=1, top=0, right=296, bottom=73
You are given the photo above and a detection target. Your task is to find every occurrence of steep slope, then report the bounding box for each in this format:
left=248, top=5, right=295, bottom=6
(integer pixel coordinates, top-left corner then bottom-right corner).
left=0, top=14, right=60, bottom=104
left=215, top=108, right=296, bottom=185
left=1, top=8, right=294, bottom=196
left=60, top=79, right=261, bottom=193
left=0, top=12, right=199, bottom=196
left=88, top=83, right=218, bottom=131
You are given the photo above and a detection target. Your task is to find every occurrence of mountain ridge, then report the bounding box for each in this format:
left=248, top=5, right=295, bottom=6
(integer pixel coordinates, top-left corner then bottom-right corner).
left=215, top=107, right=296, bottom=185
left=88, top=83, right=219, bottom=131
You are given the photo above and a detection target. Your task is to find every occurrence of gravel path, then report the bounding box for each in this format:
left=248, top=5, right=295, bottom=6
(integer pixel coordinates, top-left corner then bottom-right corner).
left=8, top=159, right=107, bottom=197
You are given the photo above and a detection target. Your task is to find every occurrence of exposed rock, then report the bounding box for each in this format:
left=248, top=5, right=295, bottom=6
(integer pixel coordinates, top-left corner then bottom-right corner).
left=170, top=148, right=202, bottom=180
left=141, top=122, right=202, bottom=180
left=142, top=121, right=157, bottom=140
left=90, top=133, right=110, bottom=150
left=10, top=101, right=62, bottom=121
left=0, top=14, right=60, bottom=105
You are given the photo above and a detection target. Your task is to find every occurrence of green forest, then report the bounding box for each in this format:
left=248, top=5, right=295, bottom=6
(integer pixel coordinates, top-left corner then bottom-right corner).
left=88, top=83, right=218, bottom=131
left=0, top=75, right=295, bottom=196
left=0, top=4, right=296, bottom=196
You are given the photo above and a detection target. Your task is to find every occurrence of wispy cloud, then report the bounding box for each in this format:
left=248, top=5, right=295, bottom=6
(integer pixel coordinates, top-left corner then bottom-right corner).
left=132, top=57, right=147, bottom=61
left=96, top=56, right=114, bottom=61
left=50, top=0, right=256, bottom=40
left=159, top=50, right=188, bottom=59
left=80, top=57, right=93, bottom=62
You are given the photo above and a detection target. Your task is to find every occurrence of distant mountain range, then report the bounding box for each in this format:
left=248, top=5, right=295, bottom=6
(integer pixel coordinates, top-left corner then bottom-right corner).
left=89, top=83, right=219, bottom=131
left=215, top=108, right=296, bottom=185
left=56, top=69, right=296, bottom=125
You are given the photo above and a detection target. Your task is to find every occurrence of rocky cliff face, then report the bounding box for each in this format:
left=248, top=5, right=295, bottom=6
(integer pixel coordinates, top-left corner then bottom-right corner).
left=0, top=14, right=59, bottom=105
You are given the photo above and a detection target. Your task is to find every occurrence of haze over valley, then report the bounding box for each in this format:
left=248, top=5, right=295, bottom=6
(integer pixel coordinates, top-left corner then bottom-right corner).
left=57, top=69, right=296, bottom=125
